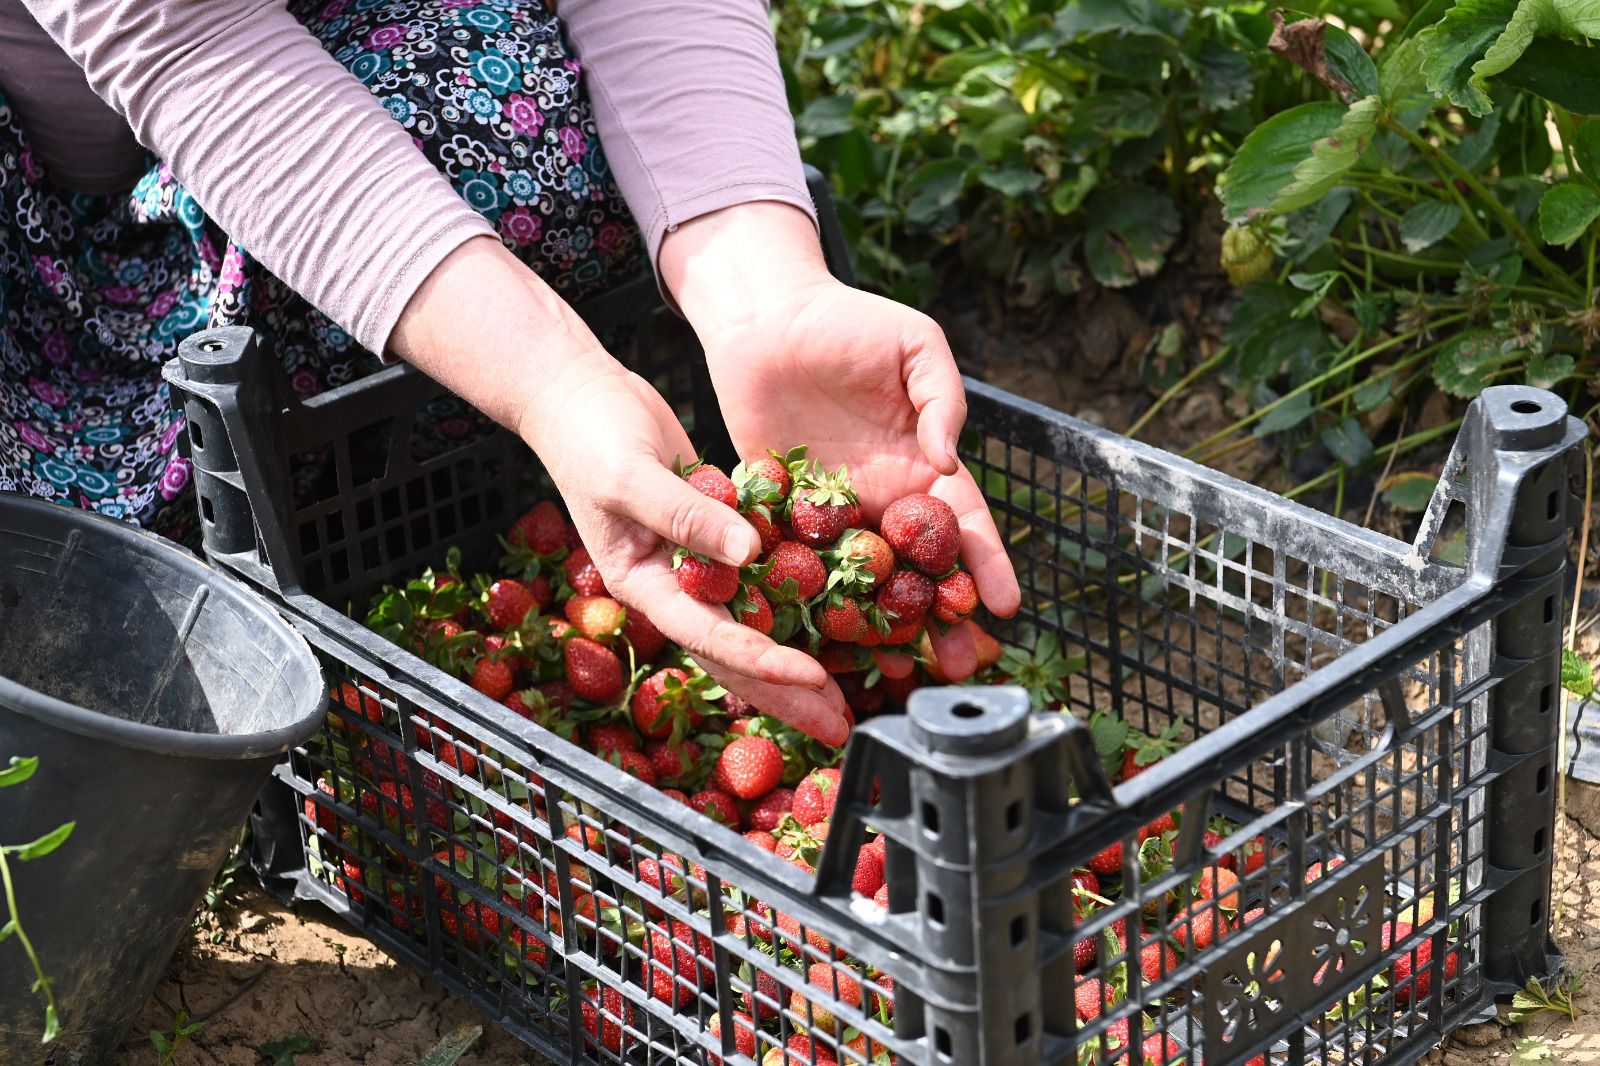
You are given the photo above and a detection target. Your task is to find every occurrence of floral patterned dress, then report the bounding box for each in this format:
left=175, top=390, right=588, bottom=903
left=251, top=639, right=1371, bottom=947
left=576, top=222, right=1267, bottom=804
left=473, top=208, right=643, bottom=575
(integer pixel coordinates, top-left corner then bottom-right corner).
left=0, top=0, right=642, bottom=547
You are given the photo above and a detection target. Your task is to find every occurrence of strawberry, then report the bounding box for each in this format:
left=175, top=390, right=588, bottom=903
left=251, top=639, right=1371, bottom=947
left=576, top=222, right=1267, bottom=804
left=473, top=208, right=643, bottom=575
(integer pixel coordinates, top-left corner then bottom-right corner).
left=876, top=568, right=935, bottom=623
left=1137, top=1034, right=1184, bottom=1066
left=715, top=736, right=785, bottom=800
left=1087, top=841, right=1123, bottom=876
left=837, top=673, right=885, bottom=718
left=1140, top=937, right=1179, bottom=984
left=1174, top=900, right=1233, bottom=951
left=766, top=1035, right=838, bottom=1066
left=1138, top=810, right=1179, bottom=843
left=508, top=500, right=568, bottom=557
left=1386, top=921, right=1458, bottom=1004
left=880, top=493, right=961, bottom=576
left=1072, top=869, right=1100, bottom=896
left=760, top=541, right=827, bottom=602
left=661, top=787, right=690, bottom=805
left=336, top=681, right=385, bottom=723
left=933, top=569, right=978, bottom=624
left=631, top=667, right=712, bottom=741
left=787, top=461, right=860, bottom=547
left=562, top=545, right=608, bottom=598
left=731, top=584, right=775, bottom=635
left=304, top=777, right=341, bottom=835
left=879, top=671, right=920, bottom=705
left=482, top=633, right=530, bottom=673
left=706, top=1010, right=759, bottom=1066
left=483, top=578, right=540, bottom=631
left=1074, top=977, right=1116, bottom=1022
left=744, top=829, right=779, bottom=853
left=1119, top=719, right=1184, bottom=782
left=689, top=789, right=741, bottom=827
left=468, top=656, right=514, bottom=700
left=525, top=572, right=555, bottom=611
left=1196, top=867, right=1241, bottom=911
left=774, top=909, right=839, bottom=959
left=684, top=463, right=738, bottom=508
left=743, top=451, right=799, bottom=501
left=537, top=679, right=575, bottom=714
left=1238, top=834, right=1267, bottom=875
left=580, top=985, right=631, bottom=1053
left=793, top=962, right=864, bottom=1033
left=646, top=919, right=715, bottom=1006
left=834, top=528, right=895, bottom=589
left=873, top=883, right=890, bottom=909
left=643, top=739, right=700, bottom=785
left=816, top=596, right=870, bottom=642
left=1203, top=819, right=1231, bottom=866
left=747, top=507, right=783, bottom=554
left=635, top=854, right=687, bottom=916
left=565, top=637, right=624, bottom=703
left=745, top=787, right=795, bottom=832
left=621, top=607, right=666, bottom=661
left=743, top=966, right=784, bottom=1022
left=565, top=595, right=625, bottom=641
left=611, top=749, right=659, bottom=786
left=853, top=843, right=886, bottom=897
left=793, top=768, right=843, bottom=824
left=586, top=721, right=641, bottom=757
left=674, top=549, right=740, bottom=604
left=1306, top=857, right=1344, bottom=883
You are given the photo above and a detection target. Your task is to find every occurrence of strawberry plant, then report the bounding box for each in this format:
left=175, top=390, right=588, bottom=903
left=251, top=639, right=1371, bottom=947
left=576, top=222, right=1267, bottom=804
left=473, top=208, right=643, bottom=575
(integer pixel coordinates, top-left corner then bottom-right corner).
left=0, top=754, right=73, bottom=1044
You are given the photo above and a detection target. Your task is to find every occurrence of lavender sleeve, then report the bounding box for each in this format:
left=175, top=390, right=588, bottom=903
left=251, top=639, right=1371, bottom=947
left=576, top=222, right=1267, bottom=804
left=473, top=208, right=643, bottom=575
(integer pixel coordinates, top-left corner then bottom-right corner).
left=559, top=0, right=820, bottom=293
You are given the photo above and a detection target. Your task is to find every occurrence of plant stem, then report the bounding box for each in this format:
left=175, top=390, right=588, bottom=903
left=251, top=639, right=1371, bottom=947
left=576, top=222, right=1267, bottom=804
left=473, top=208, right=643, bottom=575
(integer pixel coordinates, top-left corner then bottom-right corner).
left=1331, top=239, right=1463, bottom=272
left=1389, top=121, right=1581, bottom=297
left=1587, top=227, right=1596, bottom=299
left=1284, top=418, right=1464, bottom=501
left=1125, top=346, right=1231, bottom=442
left=0, top=846, right=58, bottom=1041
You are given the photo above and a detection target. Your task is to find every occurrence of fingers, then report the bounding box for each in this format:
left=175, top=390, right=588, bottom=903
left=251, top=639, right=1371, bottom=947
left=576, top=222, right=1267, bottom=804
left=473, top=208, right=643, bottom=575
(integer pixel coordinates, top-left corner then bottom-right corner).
left=899, top=315, right=966, bottom=477
left=928, top=622, right=977, bottom=682
left=610, top=563, right=827, bottom=690
left=626, top=463, right=760, bottom=567
left=872, top=649, right=915, bottom=680
left=699, top=663, right=852, bottom=747
left=933, top=471, right=1022, bottom=618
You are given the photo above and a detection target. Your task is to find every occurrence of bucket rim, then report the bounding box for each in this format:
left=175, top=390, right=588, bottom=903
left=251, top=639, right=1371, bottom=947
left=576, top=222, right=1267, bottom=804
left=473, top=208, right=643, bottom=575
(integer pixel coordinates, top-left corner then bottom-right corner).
left=0, top=493, right=327, bottom=760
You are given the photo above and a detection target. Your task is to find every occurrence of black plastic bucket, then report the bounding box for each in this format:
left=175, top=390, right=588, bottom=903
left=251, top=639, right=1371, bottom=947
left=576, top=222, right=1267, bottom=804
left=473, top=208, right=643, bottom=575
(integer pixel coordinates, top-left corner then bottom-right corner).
left=0, top=494, right=326, bottom=1064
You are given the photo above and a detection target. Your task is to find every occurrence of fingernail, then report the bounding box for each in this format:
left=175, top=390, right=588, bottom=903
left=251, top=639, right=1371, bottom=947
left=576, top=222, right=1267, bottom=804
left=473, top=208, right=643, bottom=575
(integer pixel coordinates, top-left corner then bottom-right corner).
left=722, top=526, right=758, bottom=565
left=945, top=436, right=959, bottom=469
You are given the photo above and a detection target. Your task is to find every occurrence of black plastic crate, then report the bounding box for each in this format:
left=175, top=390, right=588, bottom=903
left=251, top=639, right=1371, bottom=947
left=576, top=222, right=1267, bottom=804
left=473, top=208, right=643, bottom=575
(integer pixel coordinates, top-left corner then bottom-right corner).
left=164, top=229, right=1583, bottom=1063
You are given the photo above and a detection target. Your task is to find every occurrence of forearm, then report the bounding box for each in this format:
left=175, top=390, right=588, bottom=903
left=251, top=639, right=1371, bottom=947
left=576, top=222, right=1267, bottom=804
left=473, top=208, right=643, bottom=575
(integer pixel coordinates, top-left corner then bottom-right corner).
left=389, top=236, right=622, bottom=449
left=560, top=0, right=818, bottom=292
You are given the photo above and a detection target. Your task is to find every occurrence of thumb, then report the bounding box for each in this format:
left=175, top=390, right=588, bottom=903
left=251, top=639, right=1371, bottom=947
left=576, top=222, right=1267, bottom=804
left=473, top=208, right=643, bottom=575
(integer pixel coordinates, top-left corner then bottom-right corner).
left=629, top=463, right=760, bottom=566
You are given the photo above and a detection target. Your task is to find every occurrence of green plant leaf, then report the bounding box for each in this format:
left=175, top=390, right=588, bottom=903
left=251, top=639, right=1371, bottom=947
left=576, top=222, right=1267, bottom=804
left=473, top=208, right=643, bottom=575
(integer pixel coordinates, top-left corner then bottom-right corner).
left=8, top=821, right=74, bottom=861
left=43, top=1004, right=59, bottom=1044
left=1325, top=24, right=1382, bottom=99
left=795, top=95, right=858, bottom=140
left=1220, top=102, right=1347, bottom=222
left=0, top=756, right=38, bottom=789
left=1321, top=418, right=1376, bottom=465
left=1382, top=472, right=1440, bottom=511
left=1256, top=392, right=1317, bottom=434
left=1512, top=1037, right=1555, bottom=1065
left=1539, top=182, right=1600, bottom=244
left=1069, top=90, right=1163, bottom=142
left=903, top=158, right=972, bottom=225
left=1526, top=352, right=1576, bottom=388
left=1418, top=0, right=1517, bottom=115
left=257, top=1033, right=313, bottom=1065
left=1275, top=96, right=1383, bottom=214
left=977, top=166, right=1045, bottom=198
left=1380, top=34, right=1432, bottom=103
left=1563, top=647, right=1595, bottom=698
left=1050, top=164, right=1099, bottom=215
left=1433, top=328, right=1513, bottom=397
left=1479, top=0, right=1600, bottom=89
left=1197, top=40, right=1255, bottom=110
left=1354, top=369, right=1395, bottom=411
left=1498, top=36, right=1600, bottom=113
left=1400, top=201, right=1464, bottom=251
left=1576, top=122, right=1600, bottom=177
left=1227, top=283, right=1327, bottom=382
left=1082, top=185, right=1180, bottom=287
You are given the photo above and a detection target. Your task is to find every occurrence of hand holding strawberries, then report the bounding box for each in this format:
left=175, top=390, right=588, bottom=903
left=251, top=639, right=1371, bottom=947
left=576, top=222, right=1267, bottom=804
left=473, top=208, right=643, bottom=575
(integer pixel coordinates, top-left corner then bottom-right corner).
left=659, top=202, right=1022, bottom=685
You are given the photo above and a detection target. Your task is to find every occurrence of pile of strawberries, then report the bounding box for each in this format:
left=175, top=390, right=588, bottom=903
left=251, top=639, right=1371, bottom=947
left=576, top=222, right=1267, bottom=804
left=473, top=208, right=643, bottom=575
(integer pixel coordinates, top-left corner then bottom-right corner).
left=295, top=442, right=1462, bottom=1066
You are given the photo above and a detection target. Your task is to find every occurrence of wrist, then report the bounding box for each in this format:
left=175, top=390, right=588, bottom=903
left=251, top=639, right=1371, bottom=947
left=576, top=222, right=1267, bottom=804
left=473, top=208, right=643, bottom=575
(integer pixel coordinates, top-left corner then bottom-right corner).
left=658, top=202, right=834, bottom=345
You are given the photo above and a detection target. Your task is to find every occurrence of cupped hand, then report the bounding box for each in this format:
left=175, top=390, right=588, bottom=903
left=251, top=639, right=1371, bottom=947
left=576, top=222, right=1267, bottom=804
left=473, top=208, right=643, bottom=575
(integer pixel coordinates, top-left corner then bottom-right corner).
left=517, top=359, right=852, bottom=745
left=700, top=278, right=1022, bottom=679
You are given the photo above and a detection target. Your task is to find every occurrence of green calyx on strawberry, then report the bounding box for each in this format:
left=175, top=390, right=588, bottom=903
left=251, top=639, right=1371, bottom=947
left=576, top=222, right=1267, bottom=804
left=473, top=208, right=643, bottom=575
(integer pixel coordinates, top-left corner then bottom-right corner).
left=785, top=460, right=861, bottom=547
left=732, top=445, right=808, bottom=511
left=498, top=501, right=570, bottom=581
left=737, top=714, right=844, bottom=786
left=1120, top=718, right=1184, bottom=781
left=997, top=631, right=1084, bottom=710
left=364, top=547, right=477, bottom=646
left=823, top=529, right=895, bottom=598
left=631, top=666, right=723, bottom=747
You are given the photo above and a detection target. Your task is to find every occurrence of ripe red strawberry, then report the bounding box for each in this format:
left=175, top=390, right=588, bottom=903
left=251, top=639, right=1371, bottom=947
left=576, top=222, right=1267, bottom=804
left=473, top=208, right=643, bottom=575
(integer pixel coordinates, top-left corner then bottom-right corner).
left=580, top=985, right=631, bottom=1053
left=1138, top=810, right=1179, bottom=843
left=537, top=679, right=575, bottom=714
left=685, top=463, right=738, bottom=508
left=646, top=919, right=715, bottom=1006
left=743, top=508, right=780, bottom=555
left=621, top=608, right=666, bottom=661
left=715, top=736, right=785, bottom=800
left=335, top=681, right=385, bottom=723
left=853, top=843, right=886, bottom=897
left=565, top=637, right=624, bottom=703
left=1306, top=857, right=1345, bottom=883
left=611, top=749, right=659, bottom=786
left=1071, top=868, right=1100, bottom=896
left=586, top=721, right=642, bottom=757
left=744, top=830, right=779, bottom=853
left=689, top=789, right=741, bottom=827
left=771, top=1035, right=838, bottom=1066
left=563, top=545, right=608, bottom=597
left=707, top=1010, right=759, bottom=1066
left=1074, top=977, right=1116, bottom=1021
left=793, top=768, right=842, bottom=824
left=508, top=500, right=568, bottom=556
left=1197, top=867, right=1241, bottom=911
left=565, top=595, right=625, bottom=641
left=482, top=633, right=529, bottom=673
left=837, top=528, right=895, bottom=587
left=970, top=624, right=1004, bottom=673
left=880, top=493, right=961, bottom=576
left=526, top=572, right=555, bottom=611
left=636, top=853, right=687, bottom=917
left=1137, top=1034, right=1184, bottom=1065
left=933, top=569, right=978, bottom=624
left=761, top=541, right=826, bottom=602
left=745, top=787, right=796, bottom=832
left=304, top=777, right=340, bottom=835
left=747, top=454, right=795, bottom=499
left=1385, top=921, right=1459, bottom=1003
left=790, top=963, right=865, bottom=1034
left=631, top=667, right=707, bottom=740
left=742, top=966, right=783, bottom=1022
left=1140, top=937, right=1179, bottom=984
left=674, top=550, right=740, bottom=603
left=1087, top=841, right=1123, bottom=876
left=646, top=738, right=702, bottom=784
left=731, top=585, right=774, bottom=635
left=816, top=597, right=870, bottom=642
left=788, top=463, right=860, bottom=547
left=876, top=568, right=935, bottom=623
left=1238, top=834, right=1268, bottom=875
left=483, top=578, right=539, bottom=631
left=1175, top=900, right=1233, bottom=951
left=467, top=656, right=514, bottom=700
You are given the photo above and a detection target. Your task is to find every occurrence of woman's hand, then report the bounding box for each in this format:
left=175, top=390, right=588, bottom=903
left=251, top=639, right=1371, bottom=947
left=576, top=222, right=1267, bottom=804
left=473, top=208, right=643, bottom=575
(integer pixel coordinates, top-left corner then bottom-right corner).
left=660, top=204, right=1022, bottom=681
left=390, top=236, right=851, bottom=744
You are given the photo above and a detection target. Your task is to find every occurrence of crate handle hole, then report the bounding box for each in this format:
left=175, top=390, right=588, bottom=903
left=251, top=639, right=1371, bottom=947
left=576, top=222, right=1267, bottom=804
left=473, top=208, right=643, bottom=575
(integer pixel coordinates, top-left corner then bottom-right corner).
left=200, top=494, right=215, bottom=524
left=927, top=892, right=945, bottom=927
left=1010, top=913, right=1027, bottom=946
left=198, top=338, right=226, bottom=353
left=1511, top=399, right=1542, bottom=414
left=1549, top=489, right=1560, bottom=521
left=1531, top=897, right=1543, bottom=925
left=1005, top=800, right=1021, bottom=832
left=189, top=420, right=204, bottom=449
left=1537, top=764, right=1549, bottom=794
left=1541, top=683, right=1554, bottom=714
left=1013, top=1013, right=1031, bottom=1045
left=934, top=1027, right=953, bottom=1059
left=1545, top=596, right=1556, bottom=625
left=922, top=801, right=941, bottom=835
left=951, top=703, right=984, bottom=719
left=1534, top=826, right=1546, bottom=855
